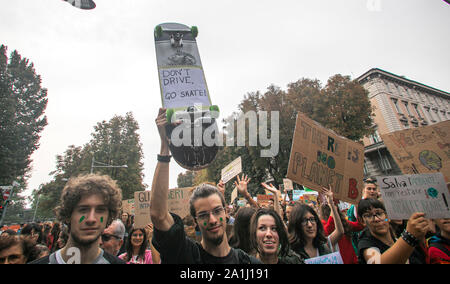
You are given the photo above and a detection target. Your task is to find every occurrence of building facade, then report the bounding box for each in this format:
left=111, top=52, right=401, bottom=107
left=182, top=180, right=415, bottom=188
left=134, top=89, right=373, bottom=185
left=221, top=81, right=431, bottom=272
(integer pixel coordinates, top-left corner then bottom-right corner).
left=357, top=68, right=450, bottom=178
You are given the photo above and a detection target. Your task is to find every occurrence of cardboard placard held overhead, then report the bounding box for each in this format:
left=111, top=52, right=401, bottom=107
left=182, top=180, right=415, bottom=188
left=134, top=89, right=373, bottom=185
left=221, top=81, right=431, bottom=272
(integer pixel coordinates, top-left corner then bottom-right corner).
left=283, top=178, right=294, bottom=191
left=380, top=120, right=450, bottom=182
left=134, top=191, right=151, bottom=229
left=257, top=194, right=274, bottom=208
left=221, top=156, right=242, bottom=183
left=121, top=198, right=135, bottom=215
left=167, top=187, right=194, bottom=219
left=287, top=113, right=364, bottom=204
left=377, top=173, right=450, bottom=220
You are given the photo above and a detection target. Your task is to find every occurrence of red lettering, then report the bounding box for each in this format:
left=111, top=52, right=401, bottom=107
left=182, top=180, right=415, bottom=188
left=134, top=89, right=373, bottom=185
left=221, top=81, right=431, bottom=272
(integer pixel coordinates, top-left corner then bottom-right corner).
left=348, top=178, right=359, bottom=199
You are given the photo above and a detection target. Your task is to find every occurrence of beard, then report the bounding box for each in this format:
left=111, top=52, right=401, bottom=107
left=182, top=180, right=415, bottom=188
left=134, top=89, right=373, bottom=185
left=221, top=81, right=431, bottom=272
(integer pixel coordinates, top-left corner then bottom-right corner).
left=204, top=233, right=224, bottom=246
left=71, top=231, right=101, bottom=248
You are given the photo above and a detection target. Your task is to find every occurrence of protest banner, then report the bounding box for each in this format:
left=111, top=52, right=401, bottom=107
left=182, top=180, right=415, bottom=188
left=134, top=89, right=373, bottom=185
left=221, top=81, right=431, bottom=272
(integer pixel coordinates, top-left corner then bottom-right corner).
left=221, top=156, right=242, bottom=183
left=380, top=120, right=450, bottom=182
left=257, top=194, right=273, bottom=208
left=283, top=178, right=294, bottom=191
left=377, top=173, right=450, bottom=220
left=292, top=190, right=302, bottom=201
left=304, top=252, right=344, bottom=264
left=303, top=194, right=318, bottom=206
left=287, top=113, right=364, bottom=204
left=167, top=187, right=194, bottom=219
left=134, top=191, right=151, bottom=228
left=121, top=198, right=135, bottom=215
left=230, top=187, right=238, bottom=204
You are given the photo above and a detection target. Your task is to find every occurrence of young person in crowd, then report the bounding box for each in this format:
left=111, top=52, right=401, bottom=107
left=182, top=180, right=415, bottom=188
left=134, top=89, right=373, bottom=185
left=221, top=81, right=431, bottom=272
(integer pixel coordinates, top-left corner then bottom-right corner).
left=54, top=225, right=69, bottom=252
left=229, top=207, right=257, bottom=255
left=428, top=217, right=450, bottom=264
left=150, top=108, right=261, bottom=264
left=249, top=208, right=304, bottom=264
left=0, top=234, right=35, bottom=264
left=320, top=187, right=364, bottom=264
left=119, top=227, right=154, bottom=264
left=28, top=244, right=50, bottom=263
left=357, top=198, right=429, bottom=264
left=30, top=174, right=125, bottom=264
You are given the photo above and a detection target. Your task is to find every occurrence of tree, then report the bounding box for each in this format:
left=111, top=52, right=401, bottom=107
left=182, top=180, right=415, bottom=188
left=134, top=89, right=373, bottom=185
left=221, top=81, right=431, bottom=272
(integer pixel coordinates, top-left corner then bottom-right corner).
left=0, top=45, right=48, bottom=185
left=205, top=75, right=374, bottom=200
left=34, top=112, right=146, bottom=215
left=177, top=171, right=195, bottom=188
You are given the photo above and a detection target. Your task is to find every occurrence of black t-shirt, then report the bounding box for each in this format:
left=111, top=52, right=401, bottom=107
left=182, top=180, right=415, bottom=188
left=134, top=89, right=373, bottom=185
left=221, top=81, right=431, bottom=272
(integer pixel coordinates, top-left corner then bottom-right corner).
left=357, top=228, right=426, bottom=264
left=152, top=213, right=261, bottom=264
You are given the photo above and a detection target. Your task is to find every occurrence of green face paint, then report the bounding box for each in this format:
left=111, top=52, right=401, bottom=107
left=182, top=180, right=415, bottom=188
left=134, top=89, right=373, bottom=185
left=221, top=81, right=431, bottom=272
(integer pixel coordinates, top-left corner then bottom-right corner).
left=79, top=216, right=85, bottom=223
left=220, top=217, right=223, bottom=222
left=203, top=222, right=207, bottom=226
left=100, top=217, right=104, bottom=223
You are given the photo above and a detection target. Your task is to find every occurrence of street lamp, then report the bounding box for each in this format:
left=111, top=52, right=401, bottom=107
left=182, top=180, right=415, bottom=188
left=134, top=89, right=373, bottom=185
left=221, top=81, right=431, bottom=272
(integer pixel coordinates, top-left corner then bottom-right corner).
left=62, top=0, right=96, bottom=10
left=90, top=155, right=128, bottom=174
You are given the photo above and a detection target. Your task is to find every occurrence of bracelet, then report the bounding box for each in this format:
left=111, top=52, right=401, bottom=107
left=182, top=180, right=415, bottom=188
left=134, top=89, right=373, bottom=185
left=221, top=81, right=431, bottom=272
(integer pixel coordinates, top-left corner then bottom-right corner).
left=401, top=230, right=419, bottom=247
left=157, top=154, right=172, bottom=163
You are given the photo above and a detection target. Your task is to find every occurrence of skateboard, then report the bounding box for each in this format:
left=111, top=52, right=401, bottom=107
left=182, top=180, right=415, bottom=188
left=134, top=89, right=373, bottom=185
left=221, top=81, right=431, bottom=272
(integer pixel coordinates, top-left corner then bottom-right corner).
left=154, top=23, right=219, bottom=171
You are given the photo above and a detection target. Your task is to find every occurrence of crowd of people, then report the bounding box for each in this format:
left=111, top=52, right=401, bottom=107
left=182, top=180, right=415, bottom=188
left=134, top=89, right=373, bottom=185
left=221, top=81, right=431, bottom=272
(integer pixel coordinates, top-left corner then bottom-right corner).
left=0, top=108, right=449, bottom=264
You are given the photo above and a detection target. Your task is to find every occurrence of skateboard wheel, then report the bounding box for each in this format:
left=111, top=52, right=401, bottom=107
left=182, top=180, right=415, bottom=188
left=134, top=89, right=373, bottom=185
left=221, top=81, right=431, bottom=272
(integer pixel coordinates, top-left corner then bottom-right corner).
left=209, top=105, right=220, bottom=118
left=191, top=26, right=198, bottom=38
left=155, top=25, right=163, bottom=38
left=166, top=108, right=174, bottom=123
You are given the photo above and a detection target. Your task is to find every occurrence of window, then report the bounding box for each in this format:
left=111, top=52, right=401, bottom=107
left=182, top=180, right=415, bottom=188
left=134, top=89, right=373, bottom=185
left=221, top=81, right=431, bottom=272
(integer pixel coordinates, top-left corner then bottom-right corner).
left=433, top=109, right=441, bottom=122
left=370, top=130, right=382, bottom=144
left=402, top=101, right=412, bottom=116
left=391, top=98, right=401, bottom=113
left=412, top=103, right=422, bottom=118
left=440, top=111, right=447, bottom=120
left=379, top=154, right=392, bottom=171
left=424, top=106, right=434, bottom=122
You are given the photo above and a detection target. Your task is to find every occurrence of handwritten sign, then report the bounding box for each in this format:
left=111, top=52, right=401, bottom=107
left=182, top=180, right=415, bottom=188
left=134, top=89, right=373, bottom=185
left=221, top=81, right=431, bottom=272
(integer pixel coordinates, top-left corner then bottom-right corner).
left=221, top=157, right=242, bottom=184
left=305, top=252, right=344, bottom=264
left=287, top=113, right=364, bottom=204
left=121, top=199, right=135, bottom=215
left=378, top=173, right=450, bottom=220
left=283, top=178, right=294, bottom=191
left=380, top=120, right=450, bottom=182
left=257, top=194, right=273, bottom=208
left=167, top=187, right=194, bottom=219
left=134, top=191, right=152, bottom=229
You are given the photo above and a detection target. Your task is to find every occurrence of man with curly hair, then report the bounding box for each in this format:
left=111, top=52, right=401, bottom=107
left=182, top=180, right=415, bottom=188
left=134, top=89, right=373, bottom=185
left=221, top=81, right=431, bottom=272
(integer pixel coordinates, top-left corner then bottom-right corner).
left=30, top=174, right=125, bottom=264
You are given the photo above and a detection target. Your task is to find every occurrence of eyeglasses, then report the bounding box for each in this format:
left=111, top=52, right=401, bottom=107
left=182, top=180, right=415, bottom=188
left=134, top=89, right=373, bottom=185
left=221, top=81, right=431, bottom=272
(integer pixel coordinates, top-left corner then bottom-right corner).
left=301, top=217, right=317, bottom=226
left=196, top=207, right=225, bottom=222
left=362, top=210, right=386, bottom=221
left=101, top=234, right=121, bottom=242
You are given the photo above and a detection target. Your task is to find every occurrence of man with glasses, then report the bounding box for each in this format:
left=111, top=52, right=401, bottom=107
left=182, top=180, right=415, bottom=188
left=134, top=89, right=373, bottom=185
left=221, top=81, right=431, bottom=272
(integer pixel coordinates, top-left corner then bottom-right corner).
left=357, top=198, right=429, bottom=264
left=100, top=219, right=125, bottom=256
left=150, top=108, right=261, bottom=264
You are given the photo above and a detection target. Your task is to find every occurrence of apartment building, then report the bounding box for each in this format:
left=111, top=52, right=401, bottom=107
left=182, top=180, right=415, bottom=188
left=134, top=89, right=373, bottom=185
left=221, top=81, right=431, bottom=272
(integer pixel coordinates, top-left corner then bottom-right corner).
left=357, top=68, right=450, bottom=178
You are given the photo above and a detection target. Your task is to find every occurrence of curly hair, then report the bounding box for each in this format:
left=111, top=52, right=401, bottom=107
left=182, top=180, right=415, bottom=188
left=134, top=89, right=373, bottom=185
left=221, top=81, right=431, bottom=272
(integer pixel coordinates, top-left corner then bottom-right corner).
left=54, top=174, right=122, bottom=229
left=0, top=235, right=36, bottom=263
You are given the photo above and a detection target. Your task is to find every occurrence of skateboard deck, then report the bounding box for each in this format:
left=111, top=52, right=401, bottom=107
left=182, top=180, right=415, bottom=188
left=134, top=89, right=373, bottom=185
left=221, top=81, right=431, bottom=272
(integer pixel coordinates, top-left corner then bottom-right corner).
left=154, top=23, right=219, bottom=171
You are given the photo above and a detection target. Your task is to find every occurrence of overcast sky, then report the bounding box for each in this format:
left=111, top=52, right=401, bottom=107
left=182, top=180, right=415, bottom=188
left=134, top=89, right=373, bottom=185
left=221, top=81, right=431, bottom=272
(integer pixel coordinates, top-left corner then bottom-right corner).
left=1, top=0, right=449, bottom=205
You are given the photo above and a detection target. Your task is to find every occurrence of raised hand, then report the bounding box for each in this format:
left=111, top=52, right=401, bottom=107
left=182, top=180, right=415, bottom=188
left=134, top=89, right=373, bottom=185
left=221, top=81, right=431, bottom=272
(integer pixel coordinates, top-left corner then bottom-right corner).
left=234, top=174, right=251, bottom=196
left=261, top=182, right=279, bottom=195
left=217, top=180, right=225, bottom=197
left=155, top=108, right=169, bottom=145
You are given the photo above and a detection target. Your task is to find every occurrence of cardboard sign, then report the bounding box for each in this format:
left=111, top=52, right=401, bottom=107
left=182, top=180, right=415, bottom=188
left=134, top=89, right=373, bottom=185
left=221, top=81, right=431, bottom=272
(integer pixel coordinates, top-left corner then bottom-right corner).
left=257, top=194, right=274, bottom=208
left=230, top=187, right=238, bottom=203
left=287, top=113, right=364, bottom=204
left=221, top=157, right=242, bottom=183
left=121, top=199, right=135, bottom=215
left=283, top=178, right=294, bottom=191
left=167, top=187, right=194, bottom=219
left=292, top=190, right=302, bottom=201
left=305, top=252, right=344, bottom=264
left=380, top=120, right=450, bottom=182
left=134, top=191, right=151, bottom=229
left=378, top=173, right=450, bottom=220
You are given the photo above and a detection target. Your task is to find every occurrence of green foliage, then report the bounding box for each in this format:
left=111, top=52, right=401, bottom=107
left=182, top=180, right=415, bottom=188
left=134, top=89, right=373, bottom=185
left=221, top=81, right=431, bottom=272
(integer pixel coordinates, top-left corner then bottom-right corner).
left=0, top=45, right=48, bottom=185
left=177, top=170, right=195, bottom=188
left=34, top=112, right=146, bottom=216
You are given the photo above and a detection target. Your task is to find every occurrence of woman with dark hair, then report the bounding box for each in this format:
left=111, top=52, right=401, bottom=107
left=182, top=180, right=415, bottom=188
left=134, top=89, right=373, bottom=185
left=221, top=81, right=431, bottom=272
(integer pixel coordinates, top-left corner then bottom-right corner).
left=229, top=207, right=257, bottom=255
left=288, top=204, right=332, bottom=259
left=119, top=227, right=153, bottom=264
left=55, top=225, right=69, bottom=251
left=20, top=223, right=44, bottom=245
left=249, top=208, right=304, bottom=264
left=357, top=198, right=429, bottom=264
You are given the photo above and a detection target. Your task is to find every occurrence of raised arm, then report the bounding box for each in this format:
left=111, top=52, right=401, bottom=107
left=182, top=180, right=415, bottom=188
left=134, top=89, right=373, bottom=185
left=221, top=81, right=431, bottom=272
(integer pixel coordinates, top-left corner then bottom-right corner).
left=234, top=174, right=260, bottom=209
left=320, top=186, right=344, bottom=248
left=363, top=212, right=428, bottom=264
left=261, top=182, right=283, bottom=218
left=149, top=108, right=174, bottom=231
